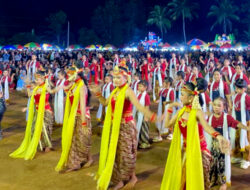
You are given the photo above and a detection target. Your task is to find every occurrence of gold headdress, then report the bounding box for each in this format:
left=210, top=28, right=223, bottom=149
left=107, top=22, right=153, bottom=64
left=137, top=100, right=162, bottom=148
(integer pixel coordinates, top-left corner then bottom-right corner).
left=113, top=62, right=131, bottom=84
left=66, top=66, right=84, bottom=81
left=182, top=84, right=202, bottom=110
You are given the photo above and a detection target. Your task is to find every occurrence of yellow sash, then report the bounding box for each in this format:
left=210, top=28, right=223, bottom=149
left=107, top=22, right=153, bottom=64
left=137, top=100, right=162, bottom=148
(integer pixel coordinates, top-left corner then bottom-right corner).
left=55, top=80, right=84, bottom=171
left=161, top=107, right=204, bottom=190
left=96, top=84, right=128, bottom=190
left=10, top=82, right=47, bottom=160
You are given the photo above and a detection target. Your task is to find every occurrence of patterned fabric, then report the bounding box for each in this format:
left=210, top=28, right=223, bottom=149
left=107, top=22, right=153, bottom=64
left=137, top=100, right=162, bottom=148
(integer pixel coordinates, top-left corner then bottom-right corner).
left=111, top=121, right=137, bottom=185
left=32, top=110, right=54, bottom=150
left=203, top=151, right=212, bottom=190
left=67, top=116, right=92, bottom=169
left=181, top=151, right=211, bottom=190
left=210, top=140, right=226, bottom=187
left=138, top=121, right=150, bottom=146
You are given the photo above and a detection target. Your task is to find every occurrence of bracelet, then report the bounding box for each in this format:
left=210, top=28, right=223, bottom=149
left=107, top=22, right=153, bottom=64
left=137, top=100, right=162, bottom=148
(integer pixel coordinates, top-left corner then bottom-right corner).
left=82, top=122, right=87, bottom=126
left=167, top=109, right=173, bottom=114
left=212, top=131, right=220, bottom=138
left=95, top=92, right=102, bottom=97
left=150, top=113, right=156, bottom=122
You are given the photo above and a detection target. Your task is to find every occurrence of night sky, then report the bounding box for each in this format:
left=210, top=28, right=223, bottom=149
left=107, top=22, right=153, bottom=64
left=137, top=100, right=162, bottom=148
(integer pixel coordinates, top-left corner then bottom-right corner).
left=0, top=0, right=247, bottom=43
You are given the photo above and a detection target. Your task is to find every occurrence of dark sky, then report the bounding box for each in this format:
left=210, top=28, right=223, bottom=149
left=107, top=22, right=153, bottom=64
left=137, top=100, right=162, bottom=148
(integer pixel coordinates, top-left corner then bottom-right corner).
left=0, top=0, right=246, bottom=43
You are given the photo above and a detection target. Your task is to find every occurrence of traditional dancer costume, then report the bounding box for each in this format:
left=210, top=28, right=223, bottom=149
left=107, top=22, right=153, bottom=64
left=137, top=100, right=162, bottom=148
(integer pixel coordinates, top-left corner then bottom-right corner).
left=96, top=81, right=114, bottom=121
left=230, top=72, right=249, bottom=92
left=209, top=80, right=230, bottom=111
left=169, top=57, right=178, bottom=78
left=54, top=78, right=68, bottom=125
left=135, top=90, right=151, bottom=148
left=156, top=87, right=174, bottom=135
left=205, top=113, right=238, bottom=187
left=161, top=104, right=211, bottom=190
left=161, top=79, right=230, bottom=190
left=131, top=79, right=140, bottom=96
left=10, top=72, right=54, bottom=160
left=1, top=73, right=11, bottom=102
left=95, top=64, right=157, bottom=190
left=175, top=80, right=184, bottom=102
left=27, top=58, right=40, bottom=81
left=221, top=66, right=235, bottom=81
left=152, top=66, right=163, bottom=101
left=56, top=68, right=91, bottom=172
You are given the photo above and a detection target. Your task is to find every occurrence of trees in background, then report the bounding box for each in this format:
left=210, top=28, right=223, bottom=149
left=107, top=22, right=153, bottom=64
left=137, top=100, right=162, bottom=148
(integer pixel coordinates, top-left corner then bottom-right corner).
left=207, top=0, right=239, bottom=34
left=167, top=0, right=199, bottom=44
left=46, top=10, right=67, bottom=45
left=147, top=5, right=171, bottom=41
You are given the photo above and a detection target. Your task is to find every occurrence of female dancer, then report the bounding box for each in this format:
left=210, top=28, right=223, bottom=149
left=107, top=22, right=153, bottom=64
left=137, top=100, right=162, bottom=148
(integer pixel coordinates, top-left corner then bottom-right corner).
left=55, top=64, right=93, bottom=173
left=10, top=71, right=54, bottom=160
left=161, top=78, right=230, bottom=190
left=207, top=97, right=250, bottom=189
left=91, top=64, right=158, bottom=190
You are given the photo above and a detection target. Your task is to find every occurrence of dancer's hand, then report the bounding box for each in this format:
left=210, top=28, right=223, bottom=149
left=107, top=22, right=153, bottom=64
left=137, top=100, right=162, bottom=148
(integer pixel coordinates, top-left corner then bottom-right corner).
left=217, top=135, right=230, bottom=154
left=89, top=84, right=102, bottom=94
left=22, top=107, right=27, bottom=112
left=0, top=92, right=3, bottom=99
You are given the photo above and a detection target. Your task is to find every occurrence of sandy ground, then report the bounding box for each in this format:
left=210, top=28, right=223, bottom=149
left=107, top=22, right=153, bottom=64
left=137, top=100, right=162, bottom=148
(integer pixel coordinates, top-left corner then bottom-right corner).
left=0, top=92, right=250, bottom=190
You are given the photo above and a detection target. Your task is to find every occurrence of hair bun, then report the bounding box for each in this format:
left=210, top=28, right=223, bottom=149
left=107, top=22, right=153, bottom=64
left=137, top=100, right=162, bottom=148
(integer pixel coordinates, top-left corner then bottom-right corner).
left=235, top=79, right=247, bottom=88
left=196, top=78, right=208, bottom=92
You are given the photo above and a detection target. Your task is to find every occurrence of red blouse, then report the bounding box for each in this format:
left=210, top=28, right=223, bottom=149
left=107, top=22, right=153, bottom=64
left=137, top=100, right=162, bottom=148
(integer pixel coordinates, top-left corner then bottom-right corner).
left=178, top=118, right=208, bottom=152
left=234, top=93, right=250, bottom=111
left=207, top=113, right=238, bottom=129
left=34, top=93, right=51, bottom=111
left=111, top=96, right=133, bottom=123
left=69, top=79, right=90, bottom=117
left=138, top=93, right=151, bottom=106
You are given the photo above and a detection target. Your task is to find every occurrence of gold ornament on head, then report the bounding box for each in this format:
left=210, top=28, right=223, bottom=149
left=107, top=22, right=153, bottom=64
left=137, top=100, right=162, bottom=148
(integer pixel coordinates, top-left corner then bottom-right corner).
left=191, top=87, right=202, bottom=110
left=113, top=62, right=131, bottom=85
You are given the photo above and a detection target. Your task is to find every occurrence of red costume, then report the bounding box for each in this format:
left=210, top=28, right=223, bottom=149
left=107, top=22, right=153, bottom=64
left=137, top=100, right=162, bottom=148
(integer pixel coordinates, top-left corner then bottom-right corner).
left=141, top=64, right=149, bottom=81
left=89, top=63, right=99, bottom=85
left=230, top=73, right=250, bottom=85
left=99, top=57, right=105, bottom=81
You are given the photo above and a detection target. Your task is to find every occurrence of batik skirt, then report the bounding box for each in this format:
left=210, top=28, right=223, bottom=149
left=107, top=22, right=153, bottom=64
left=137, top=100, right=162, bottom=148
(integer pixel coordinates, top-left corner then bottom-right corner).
left=111, top=120, right=137, bottom=185
left=67, top=115, right=92, bottom=169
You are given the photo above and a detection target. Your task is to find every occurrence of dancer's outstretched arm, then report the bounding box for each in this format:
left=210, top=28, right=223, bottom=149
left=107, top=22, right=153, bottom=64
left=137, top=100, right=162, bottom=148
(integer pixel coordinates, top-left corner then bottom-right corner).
left=196, top=110, right=230, bottom=154
left=126, top=87, right=156, bottom=121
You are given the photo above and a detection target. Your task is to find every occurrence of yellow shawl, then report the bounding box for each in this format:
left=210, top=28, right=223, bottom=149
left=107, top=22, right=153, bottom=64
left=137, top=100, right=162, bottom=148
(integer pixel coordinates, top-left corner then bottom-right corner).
left=55, top=80, right=84, bottom=171
left=161, top=107, right=204, bottom=190
left=10, top=82, right=47, bottom=160
left=96, top=84, right=128, bottom=190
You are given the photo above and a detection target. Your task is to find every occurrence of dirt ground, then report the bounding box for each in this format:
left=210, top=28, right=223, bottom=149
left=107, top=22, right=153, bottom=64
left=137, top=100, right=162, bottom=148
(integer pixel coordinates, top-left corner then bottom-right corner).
left=0, top=92, right=250, bottom=190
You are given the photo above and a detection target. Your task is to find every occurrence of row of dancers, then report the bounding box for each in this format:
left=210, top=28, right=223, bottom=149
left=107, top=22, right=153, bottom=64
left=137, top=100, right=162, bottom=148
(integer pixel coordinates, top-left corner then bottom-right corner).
left=0, top=51, right=249, bottom=190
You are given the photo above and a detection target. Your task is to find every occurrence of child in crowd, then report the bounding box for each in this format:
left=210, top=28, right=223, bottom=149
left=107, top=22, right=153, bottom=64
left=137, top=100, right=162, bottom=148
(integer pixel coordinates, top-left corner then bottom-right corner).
left=135, top=80, right=151, bottom=149
left=231, top=79, right=250, bottom=169
left=96, top=74, right=114, bottom=124
left=206, top=97, right=250, bottom=189
left=175, top=71, right=185, bottom=103
left=155, top=77, right=174, bottom=142
left=152, top=61, right=163, bottom=102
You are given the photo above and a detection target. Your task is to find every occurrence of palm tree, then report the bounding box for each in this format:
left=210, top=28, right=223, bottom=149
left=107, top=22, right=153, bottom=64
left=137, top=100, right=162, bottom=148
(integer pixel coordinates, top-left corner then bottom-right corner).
left=207, top=0, right=239, bottom=34
left=147, top=5, right=171, bottom=41
left=167, top=0, right=199, bottom=44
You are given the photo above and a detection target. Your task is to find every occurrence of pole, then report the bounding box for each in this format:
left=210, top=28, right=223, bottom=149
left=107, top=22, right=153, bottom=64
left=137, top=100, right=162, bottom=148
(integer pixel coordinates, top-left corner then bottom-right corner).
left=67, top=21, right=70, bottom=47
